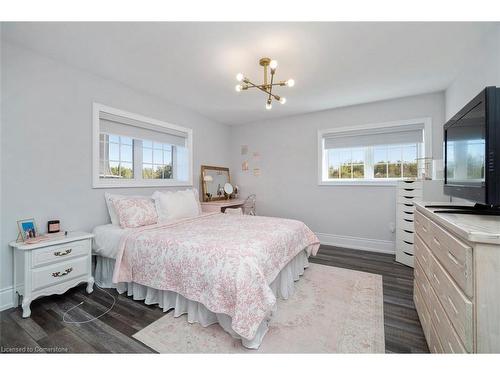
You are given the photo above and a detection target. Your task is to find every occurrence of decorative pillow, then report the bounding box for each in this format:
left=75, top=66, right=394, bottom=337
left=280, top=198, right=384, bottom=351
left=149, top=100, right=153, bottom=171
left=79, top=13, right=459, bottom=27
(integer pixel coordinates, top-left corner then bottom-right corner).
left=153, top=189, right=201, bottom=222
left=113, top=197, right=158, bottom=228
left=104, top=192, right=151, bottom=225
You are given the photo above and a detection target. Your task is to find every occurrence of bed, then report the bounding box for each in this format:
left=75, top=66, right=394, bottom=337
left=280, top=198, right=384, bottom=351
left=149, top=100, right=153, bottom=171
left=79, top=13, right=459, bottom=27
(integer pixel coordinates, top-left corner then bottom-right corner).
left=93, top=212, right=319, bottom=349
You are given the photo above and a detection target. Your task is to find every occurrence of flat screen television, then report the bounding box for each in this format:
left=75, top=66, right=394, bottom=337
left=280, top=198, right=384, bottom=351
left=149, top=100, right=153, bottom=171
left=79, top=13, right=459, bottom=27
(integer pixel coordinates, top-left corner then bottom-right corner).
left=443, top=86, right=500, bottom=210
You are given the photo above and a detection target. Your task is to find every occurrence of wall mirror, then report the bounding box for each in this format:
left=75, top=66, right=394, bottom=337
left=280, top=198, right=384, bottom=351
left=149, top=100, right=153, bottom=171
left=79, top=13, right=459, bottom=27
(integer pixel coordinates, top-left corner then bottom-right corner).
left=201, top=165, right=231, bottom=201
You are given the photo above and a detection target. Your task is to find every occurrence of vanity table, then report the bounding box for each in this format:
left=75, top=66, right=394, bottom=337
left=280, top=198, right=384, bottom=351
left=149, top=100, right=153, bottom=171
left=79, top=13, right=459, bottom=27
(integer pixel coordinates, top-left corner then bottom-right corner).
left=201, top=199, right=246, bottom=213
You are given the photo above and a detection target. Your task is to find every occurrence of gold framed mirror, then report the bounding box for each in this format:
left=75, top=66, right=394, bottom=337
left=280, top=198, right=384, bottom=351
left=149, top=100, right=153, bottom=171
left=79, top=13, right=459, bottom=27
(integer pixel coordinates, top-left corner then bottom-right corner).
left=201, top=165, right=231, bottom=202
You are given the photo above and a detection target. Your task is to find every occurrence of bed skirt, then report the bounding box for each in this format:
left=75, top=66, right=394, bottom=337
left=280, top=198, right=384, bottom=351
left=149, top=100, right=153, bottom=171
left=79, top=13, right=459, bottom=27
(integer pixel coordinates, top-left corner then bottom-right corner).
left=93, top=250, right=309, bottom=349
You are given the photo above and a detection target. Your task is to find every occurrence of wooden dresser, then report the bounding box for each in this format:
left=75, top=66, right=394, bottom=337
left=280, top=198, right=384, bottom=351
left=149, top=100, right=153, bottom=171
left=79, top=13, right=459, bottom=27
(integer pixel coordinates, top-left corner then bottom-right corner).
left=413, top=203, right=500, bottom=353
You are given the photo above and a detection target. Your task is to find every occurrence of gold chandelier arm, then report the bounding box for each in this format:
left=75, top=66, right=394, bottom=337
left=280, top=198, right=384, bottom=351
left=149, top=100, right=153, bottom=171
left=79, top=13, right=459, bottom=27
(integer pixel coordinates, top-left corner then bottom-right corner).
left=267, top=70, right=275, bottom=103
left=243, top=79, right=281, bottom=102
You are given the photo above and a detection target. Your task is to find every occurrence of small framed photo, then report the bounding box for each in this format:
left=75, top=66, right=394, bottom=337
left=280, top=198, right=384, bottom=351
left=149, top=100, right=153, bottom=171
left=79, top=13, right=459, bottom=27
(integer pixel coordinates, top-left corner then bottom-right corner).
left=17, top=218, right=38, bottom=241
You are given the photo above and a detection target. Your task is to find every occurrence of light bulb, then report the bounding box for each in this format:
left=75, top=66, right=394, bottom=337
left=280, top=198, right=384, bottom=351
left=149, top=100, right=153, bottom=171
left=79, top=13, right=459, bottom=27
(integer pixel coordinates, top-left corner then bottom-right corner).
left=279, top=97, right=287, bottom=104
left=286, top=79, right=295, bottom=87
left=236, top=73, right=244, bottom=82
left=265, top=102, right=272, bottom=110
left=269, top=60, right=278, bottom=70
left=235, top=84, right=242, bottom=92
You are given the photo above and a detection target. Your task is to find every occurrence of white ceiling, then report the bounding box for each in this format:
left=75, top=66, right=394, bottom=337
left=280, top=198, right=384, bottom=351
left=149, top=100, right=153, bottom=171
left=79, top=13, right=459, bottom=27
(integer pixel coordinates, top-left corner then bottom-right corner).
left=2, top=22, right=495, bottom=125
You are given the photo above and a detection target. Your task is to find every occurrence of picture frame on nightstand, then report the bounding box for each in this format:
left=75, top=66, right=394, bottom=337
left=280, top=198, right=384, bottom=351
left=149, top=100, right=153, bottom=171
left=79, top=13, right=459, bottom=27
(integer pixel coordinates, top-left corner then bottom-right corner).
left=17, top=218, right=38, bottom=241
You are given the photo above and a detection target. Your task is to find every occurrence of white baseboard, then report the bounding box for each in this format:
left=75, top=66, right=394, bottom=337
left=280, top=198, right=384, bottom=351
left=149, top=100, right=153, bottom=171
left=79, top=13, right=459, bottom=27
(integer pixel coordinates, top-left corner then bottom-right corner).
left=0, top=285, right=16, bottom=311
left=315, top=232, right=395, bottom=254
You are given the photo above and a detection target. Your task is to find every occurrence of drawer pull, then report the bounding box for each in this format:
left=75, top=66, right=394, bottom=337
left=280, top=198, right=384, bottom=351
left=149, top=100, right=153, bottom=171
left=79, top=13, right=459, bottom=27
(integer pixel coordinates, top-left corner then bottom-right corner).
left=404, top=211, right=413, bottom=215
left=403, top=240, right=414, bottom=245
left=403, top=251, right=413, bottom=256
left=52, top=267, right=73, bottom=278
left=404, top=188, right=415, bottom=191
left=433, top=308, right=441, bottom=323
left=447, top=342, right=455, bottom=353
left=54, top=249, right=72, bottom=257
left=404, top=219, right=413, bottom=223
left=404, top=229, right=414, bottom=234
left=404, top=203, right=413, bottom=207
left=421, top=283, right=427, bottom=293
left=447, top=296, right=459, bottom=315
left=403, top=196, right=415, bottom=199
left=447, top=251, right=460, bottom=266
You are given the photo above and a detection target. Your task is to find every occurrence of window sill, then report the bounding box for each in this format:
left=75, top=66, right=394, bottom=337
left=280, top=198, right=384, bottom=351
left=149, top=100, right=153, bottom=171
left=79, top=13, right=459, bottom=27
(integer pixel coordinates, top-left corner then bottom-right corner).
left=93, top=179, right=193, bottom=189
left=319, top=180, right=399, bottom=187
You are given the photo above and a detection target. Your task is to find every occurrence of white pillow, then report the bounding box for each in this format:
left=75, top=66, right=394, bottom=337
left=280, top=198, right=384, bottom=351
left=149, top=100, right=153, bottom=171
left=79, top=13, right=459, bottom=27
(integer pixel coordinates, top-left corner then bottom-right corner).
left=153, top=189, right=201, bottom=222
left=104, top=192, right=152, bottom=225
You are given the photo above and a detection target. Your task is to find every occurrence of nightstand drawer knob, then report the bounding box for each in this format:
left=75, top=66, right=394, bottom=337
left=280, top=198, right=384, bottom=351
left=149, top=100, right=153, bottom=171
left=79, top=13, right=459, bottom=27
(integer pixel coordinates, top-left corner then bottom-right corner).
left=52, top=267, right=73, bottom=277
left=54, top=249, right=72, bottom=257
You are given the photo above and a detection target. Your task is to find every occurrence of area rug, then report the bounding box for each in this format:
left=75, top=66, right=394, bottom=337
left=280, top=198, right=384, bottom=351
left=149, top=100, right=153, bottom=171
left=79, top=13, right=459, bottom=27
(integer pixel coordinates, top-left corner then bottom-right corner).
left=132, top=263, right=384, bottom=353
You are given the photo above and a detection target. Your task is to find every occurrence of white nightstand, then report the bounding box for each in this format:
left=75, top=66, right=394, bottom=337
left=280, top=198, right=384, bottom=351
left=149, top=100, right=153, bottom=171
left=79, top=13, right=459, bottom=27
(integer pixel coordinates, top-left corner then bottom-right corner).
left=9, top=231, right=94, bottom=318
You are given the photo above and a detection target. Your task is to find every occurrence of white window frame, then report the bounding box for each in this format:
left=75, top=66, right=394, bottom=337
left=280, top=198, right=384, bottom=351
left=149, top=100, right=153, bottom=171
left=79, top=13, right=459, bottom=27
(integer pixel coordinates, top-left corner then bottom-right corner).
left=317, top=118, right=432, bottom=186
left=92, top=103, right=193, bottom=188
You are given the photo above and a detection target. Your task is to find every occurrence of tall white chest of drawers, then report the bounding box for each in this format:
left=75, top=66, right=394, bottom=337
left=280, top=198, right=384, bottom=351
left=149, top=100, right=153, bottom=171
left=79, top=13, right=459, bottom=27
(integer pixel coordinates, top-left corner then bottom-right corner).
left=413, top=203, right=500, bottom=353
left=396, top=180, right=448, bottom=267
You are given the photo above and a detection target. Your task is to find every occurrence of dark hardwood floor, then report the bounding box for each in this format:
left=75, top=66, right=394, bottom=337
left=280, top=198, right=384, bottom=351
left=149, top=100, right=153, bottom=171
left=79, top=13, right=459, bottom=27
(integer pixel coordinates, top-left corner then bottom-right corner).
left=0, top=246, right=428, bottom=353
left=310, top=245, right=429, bottom=353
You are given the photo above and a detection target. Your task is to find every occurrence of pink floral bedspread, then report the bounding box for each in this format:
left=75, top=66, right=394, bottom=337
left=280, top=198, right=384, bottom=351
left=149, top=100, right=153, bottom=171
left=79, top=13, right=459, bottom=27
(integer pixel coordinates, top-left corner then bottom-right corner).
left=112, top=212, right=320, bottom=340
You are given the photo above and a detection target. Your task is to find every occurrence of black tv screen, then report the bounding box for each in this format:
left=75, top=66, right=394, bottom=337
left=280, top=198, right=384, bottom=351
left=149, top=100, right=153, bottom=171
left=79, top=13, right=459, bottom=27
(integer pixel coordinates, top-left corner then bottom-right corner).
left=444, top=87, right=500, bottom=206
left=446, top=103, right=486, bottom=186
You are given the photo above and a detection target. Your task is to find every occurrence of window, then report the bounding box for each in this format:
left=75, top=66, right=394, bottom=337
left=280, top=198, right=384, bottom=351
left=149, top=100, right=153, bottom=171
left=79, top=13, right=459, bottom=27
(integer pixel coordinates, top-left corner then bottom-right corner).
left=93, top=103, right=193, bottom=188
left=99, top=134, right=134, bottom=179
left=142, top=141, right=173, bottom=179
left=318, top=119, right=431, bottom=185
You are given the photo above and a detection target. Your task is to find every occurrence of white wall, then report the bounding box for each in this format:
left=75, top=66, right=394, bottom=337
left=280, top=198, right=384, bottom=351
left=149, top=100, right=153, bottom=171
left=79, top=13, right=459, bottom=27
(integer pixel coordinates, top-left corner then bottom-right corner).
left=230, top=92, right=446, bottom=251
left=445, top=25, right=500, bottom=120
left=0, top=42, right=231, bottom=309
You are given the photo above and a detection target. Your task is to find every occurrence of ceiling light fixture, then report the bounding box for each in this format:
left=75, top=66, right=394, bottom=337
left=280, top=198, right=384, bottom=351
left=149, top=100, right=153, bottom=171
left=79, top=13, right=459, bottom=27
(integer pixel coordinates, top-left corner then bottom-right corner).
left=235, top=57, right=294, bottom=110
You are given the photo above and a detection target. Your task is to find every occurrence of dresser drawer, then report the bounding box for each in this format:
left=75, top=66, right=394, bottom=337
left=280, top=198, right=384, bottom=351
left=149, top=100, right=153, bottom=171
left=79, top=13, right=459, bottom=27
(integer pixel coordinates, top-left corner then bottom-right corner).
left=414, top=210, right=432, bottom=247
left=398, top=220, right=415, bottom=234
left=398, top=203, right=416, bottom=214
left=398, top=208, right=415, bottom=222
left=429, top=321, right=444, bottom=353
left=429, top=251, right=473, bottom=352
left=32, top=239, right=90, bottom=268
left=429, top=220, right=473, bottom=297
left=32, top=256, right=89, bottom=291
left=397, top=229, right=414, bottom=245
left=396, top=238, right=414, bottom=255
left=397, top=187, right=423, bottom=198
left=397, top=195, right=422, bottom=206
left=414, top=259, right=431, bottom=302
left=414, top=282, right=431, bottom=340
left=396, top=250, right=414, bottom=267
left=415, top=234, right=432, bottom=281
left=428, top=283, right=467, bottom=353
left=397, top=180, right=423, bottom=190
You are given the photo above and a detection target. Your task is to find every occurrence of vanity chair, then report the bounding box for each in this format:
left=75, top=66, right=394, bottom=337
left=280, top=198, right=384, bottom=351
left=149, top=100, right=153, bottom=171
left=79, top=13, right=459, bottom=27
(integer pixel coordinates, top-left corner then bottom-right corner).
left=242, top=194, right=256, bottom=215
